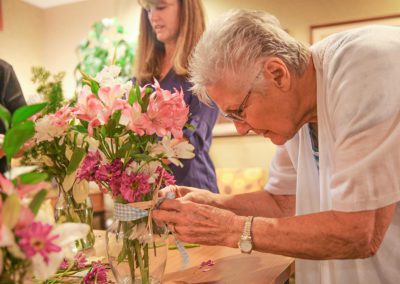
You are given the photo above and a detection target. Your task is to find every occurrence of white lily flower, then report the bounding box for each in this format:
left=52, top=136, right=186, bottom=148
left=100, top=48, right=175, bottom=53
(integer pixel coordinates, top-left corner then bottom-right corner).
left=32, top=223, right=89, bottom=281
left=149, top=137, right=195, bottom=167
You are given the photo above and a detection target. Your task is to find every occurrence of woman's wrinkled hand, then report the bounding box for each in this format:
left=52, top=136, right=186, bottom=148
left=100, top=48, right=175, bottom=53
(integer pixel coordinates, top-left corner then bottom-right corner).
left=153, top=199, right=244, bottom=247
left=158, top=185, right=217, bottom=205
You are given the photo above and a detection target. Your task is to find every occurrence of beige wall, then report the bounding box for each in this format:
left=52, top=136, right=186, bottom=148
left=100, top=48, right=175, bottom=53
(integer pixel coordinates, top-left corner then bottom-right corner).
left=2, top=0, right=400, bottom=179
left=204, top=0, right=400, bottom=43
left=210, top=135, right=276, bottom=178
left=41, top=0, right=142, bottom=98
left=0, top=0, right=43, bottom=99
left=3, top=0, right=400, bottom=97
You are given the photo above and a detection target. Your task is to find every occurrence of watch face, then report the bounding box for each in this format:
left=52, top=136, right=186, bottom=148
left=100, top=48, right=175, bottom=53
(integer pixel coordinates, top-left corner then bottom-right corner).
left=240, top=239, right=252, bottom=253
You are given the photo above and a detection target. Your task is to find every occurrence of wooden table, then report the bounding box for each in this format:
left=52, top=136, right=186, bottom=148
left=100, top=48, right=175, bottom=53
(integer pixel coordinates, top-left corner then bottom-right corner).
left=90, top=230, right=294, bottom=284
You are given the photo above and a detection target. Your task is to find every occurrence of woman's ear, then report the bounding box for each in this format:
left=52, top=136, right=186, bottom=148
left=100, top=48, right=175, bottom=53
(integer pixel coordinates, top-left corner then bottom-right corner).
left=262, top=57, right=291, bottom=91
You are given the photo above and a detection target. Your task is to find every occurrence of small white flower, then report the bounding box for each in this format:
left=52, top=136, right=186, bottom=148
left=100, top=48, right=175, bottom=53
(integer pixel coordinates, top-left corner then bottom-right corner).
left=35, top=116, right=68, bottom=143
left=149, top=137, right=195, bottom=167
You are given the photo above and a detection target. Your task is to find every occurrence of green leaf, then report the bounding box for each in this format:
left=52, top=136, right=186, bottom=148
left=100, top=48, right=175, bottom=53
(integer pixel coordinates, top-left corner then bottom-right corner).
left=3, top=194, right=21, bottom=229
left=91, top=80, right=100, bottom=95
left=135, top=84, right=142, bottom=105
left=132, top=153, right=155, bottom=162
left=66, top=147, right=86, bottom=174
left=29, top=189, right=48, bottom=215
left=128, top=87, right=136, bottom=105
left=3, top=121, right=35, bottom=164
left=11, top=103, right=47, bottom=126
left=117, top=244, right=128, bottom=263
left=19, top=172, right=49, bottom=184
left=184, top=123, right=196, bottom=131
left=0, top=104, right=11, bottom=130
left=71, top=125, right=88, bottom=134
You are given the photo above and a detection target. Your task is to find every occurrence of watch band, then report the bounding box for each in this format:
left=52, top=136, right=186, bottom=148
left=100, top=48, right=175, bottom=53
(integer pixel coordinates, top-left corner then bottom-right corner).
left=239, top=216, right=254, bottom=253
left=243, top=216, right=254, bottom=239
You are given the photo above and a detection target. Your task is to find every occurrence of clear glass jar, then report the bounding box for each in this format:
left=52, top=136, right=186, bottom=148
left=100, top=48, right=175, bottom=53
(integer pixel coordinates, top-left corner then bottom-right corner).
left=54, top=186, right=95, bottom=250
left=106, top=216, right=169, bottom=284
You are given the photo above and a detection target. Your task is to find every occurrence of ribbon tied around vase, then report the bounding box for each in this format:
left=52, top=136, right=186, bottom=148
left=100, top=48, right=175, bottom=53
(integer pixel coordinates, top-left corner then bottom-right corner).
left=114, top=171, right=189, bottom=269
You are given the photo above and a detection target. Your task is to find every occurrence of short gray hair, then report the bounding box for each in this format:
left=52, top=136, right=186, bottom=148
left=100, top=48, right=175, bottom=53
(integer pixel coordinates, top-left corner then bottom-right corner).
left=189, top=9, right=310, bottom=102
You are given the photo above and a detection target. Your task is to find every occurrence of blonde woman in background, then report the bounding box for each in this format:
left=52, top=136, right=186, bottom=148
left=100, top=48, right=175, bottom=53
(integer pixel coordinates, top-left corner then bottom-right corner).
left=134, top=0, right=219, bottom=193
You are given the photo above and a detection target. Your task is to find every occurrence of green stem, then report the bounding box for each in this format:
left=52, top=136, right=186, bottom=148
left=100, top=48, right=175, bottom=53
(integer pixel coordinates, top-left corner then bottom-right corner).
left=126, top=239, right=136, bottom=282
left=122, top=222, right=136, bottom=282
left=134, top=239, right=149, bottom=284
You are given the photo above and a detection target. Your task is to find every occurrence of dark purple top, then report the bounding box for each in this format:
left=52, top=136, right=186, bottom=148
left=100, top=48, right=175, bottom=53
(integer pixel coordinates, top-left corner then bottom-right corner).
left=159, top=69, right=219, bottom=193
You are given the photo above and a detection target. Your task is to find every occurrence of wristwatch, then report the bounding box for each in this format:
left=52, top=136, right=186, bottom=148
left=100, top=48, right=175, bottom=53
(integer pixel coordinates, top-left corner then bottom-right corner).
left=238, top=216, right=254, bottom=254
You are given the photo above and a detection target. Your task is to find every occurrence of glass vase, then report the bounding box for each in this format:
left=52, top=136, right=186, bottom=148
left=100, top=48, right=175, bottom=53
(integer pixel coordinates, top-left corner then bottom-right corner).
left=54, top=186, right=95, bottom=250
left=106, top=216, right=169, bottom=284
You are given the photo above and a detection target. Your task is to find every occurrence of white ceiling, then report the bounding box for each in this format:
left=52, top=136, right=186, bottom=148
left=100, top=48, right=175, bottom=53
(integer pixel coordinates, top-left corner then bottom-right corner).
left=22, top=0, right=88, bottom=9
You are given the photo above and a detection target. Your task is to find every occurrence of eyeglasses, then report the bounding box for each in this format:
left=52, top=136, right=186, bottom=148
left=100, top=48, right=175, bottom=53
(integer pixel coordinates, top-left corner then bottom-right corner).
left=221, top=70, right=262, bottom=122
left=221, top=89, right=253, bottom=122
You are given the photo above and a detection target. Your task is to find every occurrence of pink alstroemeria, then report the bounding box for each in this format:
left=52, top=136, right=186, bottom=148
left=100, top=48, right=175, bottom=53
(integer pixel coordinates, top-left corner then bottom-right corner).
left=0, top=173, right=48, bottom=198
left=120, top=102, right=146, bottom=135
left=74, top=87, right=104, bottom=136
left=98, top=85, right=128, bottom=115
left=15, top=207, right=35, bottom=230
left=142, top=82, right=188, bottom=139
left=52, top=106, right=73, bottom=127
left=15, top=222, right=62, bottom=264
left=0, top=173, right=14, bottom=195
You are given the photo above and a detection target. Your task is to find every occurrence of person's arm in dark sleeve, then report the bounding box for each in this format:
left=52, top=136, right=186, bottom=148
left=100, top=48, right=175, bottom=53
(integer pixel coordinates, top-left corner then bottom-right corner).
left=0, top=60, right=27, bottom=113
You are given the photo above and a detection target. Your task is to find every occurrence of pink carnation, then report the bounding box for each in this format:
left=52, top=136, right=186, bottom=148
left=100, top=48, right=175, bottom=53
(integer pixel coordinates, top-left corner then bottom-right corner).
left=77, top=151, right=101, bottom=181
left=119, top=171, right=151, bottom=202
left=94, top=159, right=123, bottom=197
left=84, top=261, right=107, bottom=284
left=156, top=167, right=176, bottom=187
left=74, top=252, right=87, bottom=269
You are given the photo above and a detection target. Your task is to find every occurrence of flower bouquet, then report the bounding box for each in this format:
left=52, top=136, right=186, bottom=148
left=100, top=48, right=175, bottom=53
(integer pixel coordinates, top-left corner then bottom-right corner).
left=22, top=68, right=97, bottom=250
left=73, top=65, right=194, bottom=283
left=0, top=104, right=90, bottom=283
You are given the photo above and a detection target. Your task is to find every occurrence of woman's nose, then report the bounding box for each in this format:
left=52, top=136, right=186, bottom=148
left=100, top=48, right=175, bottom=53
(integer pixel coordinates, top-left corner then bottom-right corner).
left=147, top=9, right=159, bottom=22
